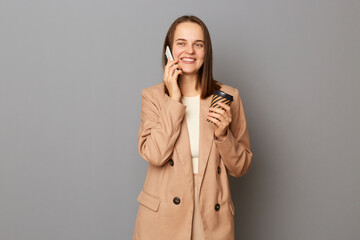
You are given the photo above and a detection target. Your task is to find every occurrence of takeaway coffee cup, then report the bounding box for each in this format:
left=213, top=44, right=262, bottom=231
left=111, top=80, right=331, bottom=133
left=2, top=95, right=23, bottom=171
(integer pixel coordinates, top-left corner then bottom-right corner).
left=207, top=90, right=234, bottom=124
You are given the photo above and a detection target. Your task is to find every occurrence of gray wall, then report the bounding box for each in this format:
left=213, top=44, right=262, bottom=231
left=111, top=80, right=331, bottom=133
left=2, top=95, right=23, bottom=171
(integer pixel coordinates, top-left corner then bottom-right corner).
left=1, top=0, right=359, bottom=239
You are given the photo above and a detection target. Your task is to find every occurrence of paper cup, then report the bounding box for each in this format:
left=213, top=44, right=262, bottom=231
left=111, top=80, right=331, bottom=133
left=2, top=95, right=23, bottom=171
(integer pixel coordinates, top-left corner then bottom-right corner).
left=207, top=90, right=234, bottom=124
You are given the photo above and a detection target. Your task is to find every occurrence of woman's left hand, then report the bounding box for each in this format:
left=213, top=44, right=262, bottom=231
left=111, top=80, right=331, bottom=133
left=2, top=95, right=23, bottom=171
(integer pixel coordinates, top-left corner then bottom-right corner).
left=207, top=102, right=232, bottom=141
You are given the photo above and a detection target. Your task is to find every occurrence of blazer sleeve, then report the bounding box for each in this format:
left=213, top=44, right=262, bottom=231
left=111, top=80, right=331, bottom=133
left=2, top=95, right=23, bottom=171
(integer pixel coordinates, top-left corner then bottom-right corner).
left=137, top=88, right=186, bottom=167
left=214, top=88, right=253, bottom=177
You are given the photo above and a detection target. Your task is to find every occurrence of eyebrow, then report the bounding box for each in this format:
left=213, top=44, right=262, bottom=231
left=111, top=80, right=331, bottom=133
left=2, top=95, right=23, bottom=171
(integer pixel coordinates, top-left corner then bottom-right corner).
left=175, top=38, right=204, bottom=43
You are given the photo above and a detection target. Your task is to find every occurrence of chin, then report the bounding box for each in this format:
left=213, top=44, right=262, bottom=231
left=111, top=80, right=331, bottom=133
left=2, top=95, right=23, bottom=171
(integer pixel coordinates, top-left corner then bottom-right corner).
left=182, top=68, right=200, bottom=75
left=182, top=71, right=198, bottom=76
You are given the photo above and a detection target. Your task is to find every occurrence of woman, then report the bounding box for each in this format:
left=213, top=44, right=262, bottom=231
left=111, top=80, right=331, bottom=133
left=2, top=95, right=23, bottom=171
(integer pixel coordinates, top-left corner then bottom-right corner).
left=133, top=15, right=252, bottom=240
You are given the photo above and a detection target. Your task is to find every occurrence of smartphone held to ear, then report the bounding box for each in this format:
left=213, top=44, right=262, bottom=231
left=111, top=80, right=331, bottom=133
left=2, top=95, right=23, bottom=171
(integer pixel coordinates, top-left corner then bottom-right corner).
left=165, top=46, right=178, bottom=72
left=165, top=46, right=174, bottom=61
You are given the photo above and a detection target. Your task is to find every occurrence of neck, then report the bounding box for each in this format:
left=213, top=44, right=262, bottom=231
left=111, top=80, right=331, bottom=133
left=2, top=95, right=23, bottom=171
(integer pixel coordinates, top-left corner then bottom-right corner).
left=179, top=73, right=200, bottom=97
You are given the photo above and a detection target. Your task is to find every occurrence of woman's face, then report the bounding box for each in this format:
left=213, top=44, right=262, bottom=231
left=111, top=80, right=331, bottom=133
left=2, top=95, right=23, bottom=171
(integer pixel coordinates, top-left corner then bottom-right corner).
left=172, top=22, right=205, bottom=76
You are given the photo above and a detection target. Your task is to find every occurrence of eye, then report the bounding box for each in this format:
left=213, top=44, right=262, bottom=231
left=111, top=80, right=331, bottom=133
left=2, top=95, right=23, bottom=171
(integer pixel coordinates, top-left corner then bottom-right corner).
left=195, top=43, right=204, bottom=47
left=177, top=42, right=185, bottom=46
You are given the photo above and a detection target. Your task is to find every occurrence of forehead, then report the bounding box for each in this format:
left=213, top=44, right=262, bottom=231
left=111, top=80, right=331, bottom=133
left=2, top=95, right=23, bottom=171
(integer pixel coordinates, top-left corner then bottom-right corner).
left=173, top=22, right=204, bottom=41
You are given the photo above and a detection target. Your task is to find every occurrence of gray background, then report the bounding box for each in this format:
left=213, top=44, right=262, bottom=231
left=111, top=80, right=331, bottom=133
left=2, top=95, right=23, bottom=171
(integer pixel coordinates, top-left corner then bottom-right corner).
left=1, top=0, right=359, bottom=239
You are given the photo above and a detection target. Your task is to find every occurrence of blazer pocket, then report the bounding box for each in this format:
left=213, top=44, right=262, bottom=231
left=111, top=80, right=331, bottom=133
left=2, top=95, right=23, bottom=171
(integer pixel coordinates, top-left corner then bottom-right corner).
left=137, top=190, right=161, bottom=212
left=228, top=201, right=235, bottom=216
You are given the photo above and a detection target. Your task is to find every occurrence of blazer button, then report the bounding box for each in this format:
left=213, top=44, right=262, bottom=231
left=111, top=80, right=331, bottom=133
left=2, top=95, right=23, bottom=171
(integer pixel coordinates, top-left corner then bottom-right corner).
left=169, top=159, right=174, bottom=166
left=217, top=166, right=221, bottom=174
left=215, top=203, right=220, bottom=211
left=173, top=197, right=181, bottom=205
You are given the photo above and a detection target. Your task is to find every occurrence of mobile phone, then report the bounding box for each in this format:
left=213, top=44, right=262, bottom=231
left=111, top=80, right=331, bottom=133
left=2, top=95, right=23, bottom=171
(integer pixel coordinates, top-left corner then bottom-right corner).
left=165, top=46, right=174, bottom=61
left=165, top=46, right=178, bottom=72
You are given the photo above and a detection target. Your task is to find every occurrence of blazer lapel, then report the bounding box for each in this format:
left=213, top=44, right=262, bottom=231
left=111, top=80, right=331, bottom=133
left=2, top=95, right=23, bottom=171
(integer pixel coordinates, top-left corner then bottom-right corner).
left=174, top=93, right=215, bottom=192
left=175, top=116, right=193, bottom=188
left=198, top=94, right=214, bottom=177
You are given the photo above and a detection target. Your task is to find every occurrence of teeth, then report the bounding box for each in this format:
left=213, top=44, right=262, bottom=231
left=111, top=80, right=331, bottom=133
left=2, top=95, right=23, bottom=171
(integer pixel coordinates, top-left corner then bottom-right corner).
left=182, top=58, right=195, bottom=62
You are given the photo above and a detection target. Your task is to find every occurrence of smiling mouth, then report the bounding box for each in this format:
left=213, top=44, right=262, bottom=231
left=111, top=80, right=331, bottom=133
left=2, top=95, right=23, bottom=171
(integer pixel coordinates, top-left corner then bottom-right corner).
left=181, top=57, right=196, bottom=63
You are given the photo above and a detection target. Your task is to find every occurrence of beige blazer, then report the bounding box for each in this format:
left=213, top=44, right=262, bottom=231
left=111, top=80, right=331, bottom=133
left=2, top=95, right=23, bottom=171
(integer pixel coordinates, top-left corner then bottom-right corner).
left=133, top=82, right=252, bottom=240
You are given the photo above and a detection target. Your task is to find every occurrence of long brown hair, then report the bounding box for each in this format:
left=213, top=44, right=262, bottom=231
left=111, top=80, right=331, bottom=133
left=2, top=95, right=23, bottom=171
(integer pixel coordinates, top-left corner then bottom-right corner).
left=162, top=15, right=221, bottom=99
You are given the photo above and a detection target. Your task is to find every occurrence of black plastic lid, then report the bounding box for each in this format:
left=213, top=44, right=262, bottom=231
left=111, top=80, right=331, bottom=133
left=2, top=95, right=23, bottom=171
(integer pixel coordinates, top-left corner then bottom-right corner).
left=213, top=90, right=233, bottom=102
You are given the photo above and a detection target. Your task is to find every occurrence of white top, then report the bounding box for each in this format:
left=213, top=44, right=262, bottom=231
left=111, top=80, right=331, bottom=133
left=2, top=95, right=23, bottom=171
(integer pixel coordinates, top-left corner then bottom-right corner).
left=181, top=94, right=200, bottom=174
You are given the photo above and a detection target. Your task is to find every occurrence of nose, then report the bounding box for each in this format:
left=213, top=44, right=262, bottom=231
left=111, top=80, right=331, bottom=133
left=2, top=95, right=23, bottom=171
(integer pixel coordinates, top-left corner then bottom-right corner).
left=185, top=45, right=195, bottom=54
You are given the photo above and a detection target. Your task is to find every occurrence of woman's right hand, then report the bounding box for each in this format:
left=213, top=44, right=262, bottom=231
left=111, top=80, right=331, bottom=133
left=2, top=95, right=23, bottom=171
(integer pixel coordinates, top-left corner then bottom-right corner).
left=163, top=58, right=183, bottom=101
